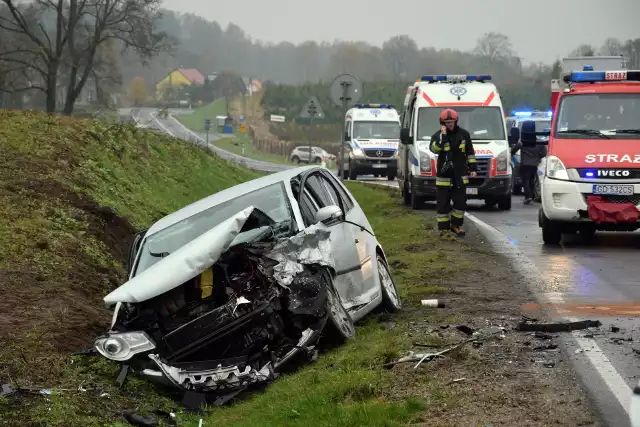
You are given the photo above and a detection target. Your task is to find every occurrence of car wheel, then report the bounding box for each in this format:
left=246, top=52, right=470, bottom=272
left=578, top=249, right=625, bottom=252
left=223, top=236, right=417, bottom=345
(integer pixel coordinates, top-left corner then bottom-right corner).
left=498, top=196, right=512, bottom=210
left=377, top=256, right=401, bottom=312
left=387, top=171, right=396, bottom=181
left=402, top=181, right=411, bottom=206
left=341, top=169, right=349, bottom=180
left=484, top=198, right=497, bottom=209
left=541, top=214, right=562, bottom=245
left=411, top=188, right=424, bottom=209
left=534, top=175, right=541, bottom=202
left=313, top=157, right=321, bottom=164
left=579, top=226, right=596, bottom=241
left=349, top=164, right=357, bottom=180
left=323, top=277, right=355, bottom=344
left=292, top=156, right=300, bottom=164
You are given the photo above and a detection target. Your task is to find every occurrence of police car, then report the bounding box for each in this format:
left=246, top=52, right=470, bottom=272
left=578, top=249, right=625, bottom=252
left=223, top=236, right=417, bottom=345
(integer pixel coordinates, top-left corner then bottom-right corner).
left=506, top=110, right=552, bottom=195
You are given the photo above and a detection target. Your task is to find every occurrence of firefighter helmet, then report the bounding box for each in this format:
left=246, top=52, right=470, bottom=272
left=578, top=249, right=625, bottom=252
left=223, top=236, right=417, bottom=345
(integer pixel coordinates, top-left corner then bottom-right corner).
left=439, top=108, right=458, bottom=124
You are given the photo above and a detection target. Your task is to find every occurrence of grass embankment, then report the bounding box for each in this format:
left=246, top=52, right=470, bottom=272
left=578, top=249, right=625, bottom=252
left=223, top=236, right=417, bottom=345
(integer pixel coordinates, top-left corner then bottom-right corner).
left=1, top=109, right=559, bottom=427
left=175, top=98, right=228, bottom=132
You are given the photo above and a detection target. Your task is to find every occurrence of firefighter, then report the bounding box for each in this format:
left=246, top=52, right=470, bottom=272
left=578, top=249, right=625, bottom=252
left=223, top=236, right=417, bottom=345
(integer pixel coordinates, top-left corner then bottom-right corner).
left=430, top=109, right=477, bottom=236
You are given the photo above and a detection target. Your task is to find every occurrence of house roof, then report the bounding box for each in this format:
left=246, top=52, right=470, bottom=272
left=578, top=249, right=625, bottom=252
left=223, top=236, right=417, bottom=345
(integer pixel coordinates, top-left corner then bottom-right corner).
left=177, top=68, right=205, bottom=85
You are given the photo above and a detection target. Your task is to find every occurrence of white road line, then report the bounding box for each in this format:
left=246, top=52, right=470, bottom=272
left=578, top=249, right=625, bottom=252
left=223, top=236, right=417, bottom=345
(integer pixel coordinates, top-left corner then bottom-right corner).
left=150, top=112, right=174, bottom=137
left=465, top=212, right=632, bottom=416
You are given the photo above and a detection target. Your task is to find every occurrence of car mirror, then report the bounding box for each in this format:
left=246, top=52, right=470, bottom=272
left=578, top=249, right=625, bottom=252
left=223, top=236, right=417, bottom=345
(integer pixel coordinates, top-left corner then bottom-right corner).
left=315, top=205, right=343, bottom=225
left=400, top=127, right=413, bottom=145
left=508, top=127, right=520, bottom=144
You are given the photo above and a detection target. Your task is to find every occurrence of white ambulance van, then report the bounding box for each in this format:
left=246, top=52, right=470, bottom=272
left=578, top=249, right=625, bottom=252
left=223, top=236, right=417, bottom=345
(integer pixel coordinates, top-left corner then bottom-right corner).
left=340, top=103, right=400, bottom=181
left=398, top=74, right=512, bottom=210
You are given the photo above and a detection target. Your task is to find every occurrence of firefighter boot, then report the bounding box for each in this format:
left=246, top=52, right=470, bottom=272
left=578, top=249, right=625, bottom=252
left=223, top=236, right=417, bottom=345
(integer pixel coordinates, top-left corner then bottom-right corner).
left=450, top=225, right=466, bottom=237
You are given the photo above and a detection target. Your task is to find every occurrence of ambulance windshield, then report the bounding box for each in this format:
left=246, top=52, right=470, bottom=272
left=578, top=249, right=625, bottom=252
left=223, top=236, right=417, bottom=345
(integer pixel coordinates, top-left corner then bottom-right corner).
left=353, top=121, right=400, bottom=139
left=555, top=93, right=640, bottom=138
left=416, top=106, right=505, bottom=142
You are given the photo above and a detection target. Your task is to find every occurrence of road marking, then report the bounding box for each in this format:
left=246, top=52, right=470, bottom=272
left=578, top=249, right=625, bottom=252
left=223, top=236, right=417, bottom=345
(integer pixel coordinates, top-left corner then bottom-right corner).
left=465, top=212, right=632, bottom=417
left=149, top=112, right=174, bottom=137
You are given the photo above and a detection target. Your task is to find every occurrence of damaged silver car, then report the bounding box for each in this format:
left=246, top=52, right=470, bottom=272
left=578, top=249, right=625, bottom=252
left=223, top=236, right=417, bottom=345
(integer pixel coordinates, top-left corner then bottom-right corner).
left=94, top=166, right=401, bottom=395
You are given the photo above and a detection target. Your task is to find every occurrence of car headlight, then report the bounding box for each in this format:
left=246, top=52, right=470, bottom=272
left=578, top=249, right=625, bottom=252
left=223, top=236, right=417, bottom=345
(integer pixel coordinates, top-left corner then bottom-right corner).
left=419, top=151, right=431, bottom=172
left=352, top=147, right=364, bottom=157
left=95, top=331, right=156, bottom=361
left=545, top=155, right=569, bottom=180
left=497, top=149, right=508, bottom=172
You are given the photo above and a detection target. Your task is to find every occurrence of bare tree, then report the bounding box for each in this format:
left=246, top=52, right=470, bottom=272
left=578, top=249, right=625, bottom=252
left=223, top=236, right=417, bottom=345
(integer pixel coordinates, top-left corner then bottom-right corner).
left=569, top=44, right=595, bottom=57
left=599, top=38, right=624, bottom=56
left=474, top=32, right=514, bottom=60
left=0, top=0, right=170, bottom=115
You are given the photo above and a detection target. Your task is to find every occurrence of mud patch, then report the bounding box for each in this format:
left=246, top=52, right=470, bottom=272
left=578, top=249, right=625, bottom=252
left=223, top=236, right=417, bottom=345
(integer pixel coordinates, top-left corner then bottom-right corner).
left=387, top=223, right=601, bottom=426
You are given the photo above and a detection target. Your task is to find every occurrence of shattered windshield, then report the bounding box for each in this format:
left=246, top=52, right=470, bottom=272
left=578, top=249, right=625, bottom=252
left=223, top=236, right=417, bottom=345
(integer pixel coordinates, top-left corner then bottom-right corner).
left=416, top=106, right=506, bottom=142
left=134, top=182, right=294, bottom=275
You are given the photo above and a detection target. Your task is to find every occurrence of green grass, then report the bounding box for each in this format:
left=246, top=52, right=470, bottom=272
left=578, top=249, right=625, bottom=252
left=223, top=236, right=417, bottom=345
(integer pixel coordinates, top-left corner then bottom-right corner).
left=176, top=98, right=228, bottom=132
left=0, top=111, right=472, bottom=426
left=215, top=133, right=293, bottom=165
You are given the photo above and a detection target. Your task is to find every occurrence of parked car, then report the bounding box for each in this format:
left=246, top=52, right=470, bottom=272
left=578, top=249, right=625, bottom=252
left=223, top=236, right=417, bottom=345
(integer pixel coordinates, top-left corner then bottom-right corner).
left=289, top=146, right=331, bottom=164
left=94, top=166, right=401, bottom=396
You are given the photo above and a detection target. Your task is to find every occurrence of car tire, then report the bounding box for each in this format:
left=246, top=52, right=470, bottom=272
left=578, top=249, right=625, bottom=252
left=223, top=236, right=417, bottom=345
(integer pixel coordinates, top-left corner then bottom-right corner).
left=387, top=171, right=396, bottom=181
left=579, top=226, right=597, bottom=241
left=292, top=156, right=300, bottom=164
left=323, top=276, right=355, bottom=344
left=534, top=175, right=542, bottom=202
left=341, top=169, right=349, bottom=180
left=313, top=157, right=321, bottom=164
left=411, top=187, right=424, bottom=210
left=498, top=196, right=512, bottom=210
left=402, top=181, right=411, bottom=206
left=377, top=256, right=401, bottom=312
left=349, top=164, right=357, bottom=180
left=541, top=213, right=562, bottom=245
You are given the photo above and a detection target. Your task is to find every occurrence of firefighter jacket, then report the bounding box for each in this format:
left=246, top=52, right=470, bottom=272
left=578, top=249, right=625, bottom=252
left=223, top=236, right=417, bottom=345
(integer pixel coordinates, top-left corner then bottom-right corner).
left=429, top=126, right=477, bottom=187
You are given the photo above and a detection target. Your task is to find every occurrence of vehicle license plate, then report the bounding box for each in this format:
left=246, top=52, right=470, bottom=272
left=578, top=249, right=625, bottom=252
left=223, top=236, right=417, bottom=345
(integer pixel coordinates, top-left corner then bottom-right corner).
left=466, top=187, right=478, bottom=195
left=372, top=164, right=386, bottom=168
left=592, top=184, right=633, bottom=196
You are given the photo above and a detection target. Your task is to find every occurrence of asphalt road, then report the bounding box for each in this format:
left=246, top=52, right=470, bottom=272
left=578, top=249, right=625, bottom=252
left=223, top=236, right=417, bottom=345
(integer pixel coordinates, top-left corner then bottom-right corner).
left=123, top=107, right=639, bottom=425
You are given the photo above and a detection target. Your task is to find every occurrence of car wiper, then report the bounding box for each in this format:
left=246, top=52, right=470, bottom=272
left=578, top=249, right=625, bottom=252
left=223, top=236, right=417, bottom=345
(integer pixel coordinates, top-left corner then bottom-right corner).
left=613, top=129, right=640, bottom=134
left=556, top=129, right=610, bottom=139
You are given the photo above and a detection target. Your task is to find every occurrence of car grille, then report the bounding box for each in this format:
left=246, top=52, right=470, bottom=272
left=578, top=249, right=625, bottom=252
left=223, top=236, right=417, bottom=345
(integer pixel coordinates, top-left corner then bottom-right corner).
left=583, top=194, right=640, bottom=205
left=475, top=158, right=490, bottom=178
left=364, top=149, right=394, bottom=158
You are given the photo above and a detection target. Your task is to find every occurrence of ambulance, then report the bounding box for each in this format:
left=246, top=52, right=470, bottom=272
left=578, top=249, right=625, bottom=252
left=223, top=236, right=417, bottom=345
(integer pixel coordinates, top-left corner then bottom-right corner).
left=538, top=67, right=640, bottom=244
left=398, top=74, right=512, bottom=210
left=340, top=103, right=400, bottom=180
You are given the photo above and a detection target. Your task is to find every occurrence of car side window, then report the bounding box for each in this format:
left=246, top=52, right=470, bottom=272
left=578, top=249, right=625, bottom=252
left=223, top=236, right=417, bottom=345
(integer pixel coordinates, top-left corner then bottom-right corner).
left=344, top=120, right=351, bottom=137
left=321, top=170, right=354, bottom=212
left=305, top=175, right=332, bottom=207
left=299, top=190, right=318, bottom=226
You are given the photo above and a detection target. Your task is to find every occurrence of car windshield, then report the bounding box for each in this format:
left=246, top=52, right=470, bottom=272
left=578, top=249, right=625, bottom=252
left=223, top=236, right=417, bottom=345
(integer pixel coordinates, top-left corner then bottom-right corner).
left=555, top=93, right=640, bottom=138
left=134, top=182, right=294, bottom=275
left=353, top=121, right=399, bottom=139
left=518, top=120, right=551, bottom=132
left=417, top=106, right=506, bottom=142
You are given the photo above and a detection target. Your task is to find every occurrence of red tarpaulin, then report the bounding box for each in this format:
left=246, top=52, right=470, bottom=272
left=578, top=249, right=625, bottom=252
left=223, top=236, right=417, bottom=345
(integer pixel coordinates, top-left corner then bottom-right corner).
left=586, top=195, right=640, bottom=224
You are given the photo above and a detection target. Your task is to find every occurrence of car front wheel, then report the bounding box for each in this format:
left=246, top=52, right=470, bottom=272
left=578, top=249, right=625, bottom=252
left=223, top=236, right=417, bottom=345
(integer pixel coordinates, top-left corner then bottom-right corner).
left=323, top=277, right=356, bottom=344
left=377, top=256, right=401, bottom=312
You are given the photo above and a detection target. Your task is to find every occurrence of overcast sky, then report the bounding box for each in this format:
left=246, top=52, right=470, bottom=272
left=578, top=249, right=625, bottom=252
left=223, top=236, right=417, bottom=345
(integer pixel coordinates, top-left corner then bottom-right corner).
left=162, top=0, right=639, bottom=64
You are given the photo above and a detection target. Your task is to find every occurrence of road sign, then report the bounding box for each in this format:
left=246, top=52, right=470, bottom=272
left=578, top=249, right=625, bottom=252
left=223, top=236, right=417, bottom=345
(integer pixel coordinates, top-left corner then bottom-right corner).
left=204, top=119, right=212, bottom=131
left=270, top=114, right=285, bottom=123
left=299, top=96, right=325, bottom=119
left=329, top=73, right=362, bottom=108
left=239, top=123, right=246, bottom=133
left=239, top=115, right=245, bottom=122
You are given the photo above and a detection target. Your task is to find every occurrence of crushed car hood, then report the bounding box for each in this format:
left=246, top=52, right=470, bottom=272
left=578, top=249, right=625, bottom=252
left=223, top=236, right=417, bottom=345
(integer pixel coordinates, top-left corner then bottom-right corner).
left=104, top=207, right=336, bottom=304
left=104, top=206, right=260, bottom=304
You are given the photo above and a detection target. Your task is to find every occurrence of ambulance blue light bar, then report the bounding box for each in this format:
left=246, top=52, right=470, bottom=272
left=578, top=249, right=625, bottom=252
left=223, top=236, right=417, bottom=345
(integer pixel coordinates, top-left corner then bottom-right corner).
left=354, top=103, right=396, bottom=109
left=511, top=110, right=553, bottom=118
left=420, top=74, right=492, bottom=82
left=568, top=70, right=640, bottom=83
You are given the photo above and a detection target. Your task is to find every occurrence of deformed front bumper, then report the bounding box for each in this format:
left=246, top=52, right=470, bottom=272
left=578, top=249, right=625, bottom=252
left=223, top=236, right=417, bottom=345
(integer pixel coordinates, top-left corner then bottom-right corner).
left=141, top=328, right=320, bottom=392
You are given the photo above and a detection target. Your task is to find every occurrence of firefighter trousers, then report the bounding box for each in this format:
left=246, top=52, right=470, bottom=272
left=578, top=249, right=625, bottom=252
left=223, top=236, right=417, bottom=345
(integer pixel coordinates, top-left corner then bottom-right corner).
left=436, top=184, right=466, bottom=230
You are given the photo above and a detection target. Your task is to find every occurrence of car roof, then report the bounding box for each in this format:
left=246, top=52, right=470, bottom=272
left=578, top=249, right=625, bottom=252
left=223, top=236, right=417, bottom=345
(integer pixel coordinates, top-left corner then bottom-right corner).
left=146, top=165, right=316, bottom=236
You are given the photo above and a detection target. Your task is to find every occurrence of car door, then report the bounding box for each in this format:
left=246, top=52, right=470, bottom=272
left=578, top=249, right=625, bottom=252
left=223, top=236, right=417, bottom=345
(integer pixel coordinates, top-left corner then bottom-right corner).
left=319, top=170, right=377, bottom=299
left=297, top=171, right=364, bottom=307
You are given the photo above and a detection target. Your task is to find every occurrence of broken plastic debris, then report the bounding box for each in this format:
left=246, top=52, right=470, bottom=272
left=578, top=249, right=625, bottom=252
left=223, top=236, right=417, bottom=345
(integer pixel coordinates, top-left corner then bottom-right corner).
left=516, top=320, right=601, bottom=333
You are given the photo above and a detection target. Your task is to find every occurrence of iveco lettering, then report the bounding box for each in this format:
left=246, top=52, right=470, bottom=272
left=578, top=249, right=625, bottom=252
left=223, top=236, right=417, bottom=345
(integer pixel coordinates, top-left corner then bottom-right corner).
left=538, top=66, right=640, bottom=244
